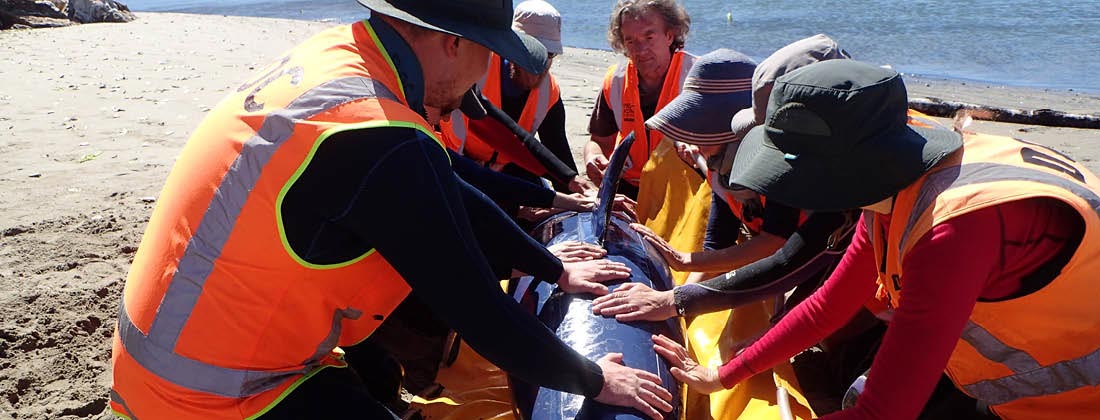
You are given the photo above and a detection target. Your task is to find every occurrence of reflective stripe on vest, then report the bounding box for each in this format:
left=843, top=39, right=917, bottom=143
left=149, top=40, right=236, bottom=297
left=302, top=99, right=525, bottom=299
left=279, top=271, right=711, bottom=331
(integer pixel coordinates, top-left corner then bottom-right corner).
left=528, top=73, right=554, bottom=133
left=118, top=76, right=400, bottom=399
left=448, top=61, right=490, bottom=154
left=110, top=389, right=138, bottom=420
left=962, top=344, right=1100, bottom=405
left=450, top=109, right=469, bottom=153
left=607, top=63, right=626, bottom=132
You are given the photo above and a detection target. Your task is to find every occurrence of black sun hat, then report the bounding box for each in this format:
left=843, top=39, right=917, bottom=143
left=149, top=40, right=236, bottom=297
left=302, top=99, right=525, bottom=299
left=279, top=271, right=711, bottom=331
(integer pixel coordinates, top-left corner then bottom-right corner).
left=358, top=0, right=548, bottom=74
left=644, top=49, right=756, bottom=146
left=728, top=59, right=963, bottom=211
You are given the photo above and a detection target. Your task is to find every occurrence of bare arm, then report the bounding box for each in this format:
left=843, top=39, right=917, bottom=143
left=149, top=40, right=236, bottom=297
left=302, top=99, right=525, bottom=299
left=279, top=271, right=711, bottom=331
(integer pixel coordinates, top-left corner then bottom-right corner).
left=683, top=271, right=718, bottom=285
left=584, top=134, right=616, bottom=185
left=632, top=222, right=786, bottom=273
left=585, top=91, right=619, bottom=185
left=682, top=232, right=786, bottom=273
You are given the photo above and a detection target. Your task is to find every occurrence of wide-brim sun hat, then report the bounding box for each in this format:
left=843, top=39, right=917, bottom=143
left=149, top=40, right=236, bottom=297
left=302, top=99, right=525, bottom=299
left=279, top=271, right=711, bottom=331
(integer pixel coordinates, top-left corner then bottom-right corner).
left=645, top=49, right=756, bottom=146
left=512, top=0, right=563, bottom=56
left=728, top=59, right=963, bottom=211
left=729, top=34, right=851, bottom=141
left=358, top=0, right=548, bottom=74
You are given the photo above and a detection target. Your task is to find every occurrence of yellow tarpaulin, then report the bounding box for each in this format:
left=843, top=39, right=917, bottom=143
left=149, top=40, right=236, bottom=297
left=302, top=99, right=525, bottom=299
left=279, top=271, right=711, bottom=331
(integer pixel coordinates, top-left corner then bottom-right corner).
left=683, top=301, right=815, bottom=420
left=410, top=339, right=517, bottom=420
left=639, top=140, right=815, bottom=420
left=635, top=140, right=712, bottom=285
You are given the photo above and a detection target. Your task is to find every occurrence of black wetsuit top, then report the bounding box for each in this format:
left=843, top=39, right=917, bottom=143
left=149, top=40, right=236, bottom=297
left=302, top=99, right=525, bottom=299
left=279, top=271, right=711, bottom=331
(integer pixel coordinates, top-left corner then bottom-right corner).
left=676, top=196, right=857, bottom=317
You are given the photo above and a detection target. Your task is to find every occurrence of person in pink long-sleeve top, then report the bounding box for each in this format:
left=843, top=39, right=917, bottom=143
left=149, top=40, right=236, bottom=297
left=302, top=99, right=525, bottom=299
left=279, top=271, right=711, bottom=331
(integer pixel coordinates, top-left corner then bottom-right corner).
left=652, top=59, right=1100, bottom=420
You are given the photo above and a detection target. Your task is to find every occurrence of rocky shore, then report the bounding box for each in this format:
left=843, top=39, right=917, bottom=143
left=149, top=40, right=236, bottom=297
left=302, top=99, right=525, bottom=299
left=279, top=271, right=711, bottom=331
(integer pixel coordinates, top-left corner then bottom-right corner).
left=1, top=0, right=134, bottom=29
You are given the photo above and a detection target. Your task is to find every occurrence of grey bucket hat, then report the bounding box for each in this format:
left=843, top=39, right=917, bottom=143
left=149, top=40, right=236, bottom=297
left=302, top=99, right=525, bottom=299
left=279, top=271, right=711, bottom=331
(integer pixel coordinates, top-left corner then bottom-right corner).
left=729, top=34, right=851, bottom=141
left=645, top=49, right=756, bottom=145
left=512, top=0, right=563, bottom=55
left=358, top=0, right=548, bottom=74
left=728, top=59, right=963, bottom=211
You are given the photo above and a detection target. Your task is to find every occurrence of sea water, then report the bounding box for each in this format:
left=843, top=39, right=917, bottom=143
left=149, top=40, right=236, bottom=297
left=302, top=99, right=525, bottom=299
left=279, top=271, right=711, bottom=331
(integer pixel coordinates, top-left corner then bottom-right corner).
left=128, top=0, right=1100, bottom=92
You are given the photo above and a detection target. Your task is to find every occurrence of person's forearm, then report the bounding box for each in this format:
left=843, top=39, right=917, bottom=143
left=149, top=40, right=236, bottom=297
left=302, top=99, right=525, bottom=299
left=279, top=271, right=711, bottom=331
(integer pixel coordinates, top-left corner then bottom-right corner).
left=703, top=193, right=742, bottom=252
left=450, top=149, right=556, bottom=208
left=829, top=209, right=1005, bottom=420
left=716, top=218, right=878, bottom=388
left=585, top=135, right=614, bottom=162
left=717, top=266, right=878, bottom=388
left=679, top=212, right=853, bottom=315
left=360, top=138, right=603, bottom=397
left=458, top=176, right=564, bottom=283
left=683, top=232, right=786, bottom=273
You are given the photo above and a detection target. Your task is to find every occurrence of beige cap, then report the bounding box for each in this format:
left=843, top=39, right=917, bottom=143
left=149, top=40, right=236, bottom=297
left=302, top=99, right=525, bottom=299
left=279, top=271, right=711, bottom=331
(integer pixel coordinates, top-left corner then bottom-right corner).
left=512, top=0, right=563, bottom=56
left=730, top=34, right=850, bottom=139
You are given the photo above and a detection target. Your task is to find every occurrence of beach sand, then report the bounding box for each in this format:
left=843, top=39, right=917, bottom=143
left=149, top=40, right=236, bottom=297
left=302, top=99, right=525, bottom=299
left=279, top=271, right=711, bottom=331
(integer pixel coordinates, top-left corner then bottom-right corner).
left=0, top=13, right=1096, bottom=419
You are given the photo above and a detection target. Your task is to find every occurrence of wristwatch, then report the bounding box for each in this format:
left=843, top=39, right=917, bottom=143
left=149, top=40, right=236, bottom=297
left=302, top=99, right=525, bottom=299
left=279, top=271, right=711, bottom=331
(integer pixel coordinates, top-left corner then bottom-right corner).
left=672, top=288, right=687, bottom=317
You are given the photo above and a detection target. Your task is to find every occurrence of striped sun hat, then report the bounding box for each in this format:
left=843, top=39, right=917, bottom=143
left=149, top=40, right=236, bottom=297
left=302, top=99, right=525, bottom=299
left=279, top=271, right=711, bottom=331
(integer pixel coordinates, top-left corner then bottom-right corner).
left=645, top=49, right=755, bottom=145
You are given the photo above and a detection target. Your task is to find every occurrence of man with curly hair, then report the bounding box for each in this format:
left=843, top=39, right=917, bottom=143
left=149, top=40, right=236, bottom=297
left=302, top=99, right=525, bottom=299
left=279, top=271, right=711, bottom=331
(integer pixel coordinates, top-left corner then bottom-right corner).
left=584, top=0, right=694, bottom=198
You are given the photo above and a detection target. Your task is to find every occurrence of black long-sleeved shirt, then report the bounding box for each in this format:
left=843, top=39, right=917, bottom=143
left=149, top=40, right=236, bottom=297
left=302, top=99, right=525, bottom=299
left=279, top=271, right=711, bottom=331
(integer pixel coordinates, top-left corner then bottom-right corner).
left=278, top=16, right=603, bottom=398
left=450, top=148, right=556, bottom=210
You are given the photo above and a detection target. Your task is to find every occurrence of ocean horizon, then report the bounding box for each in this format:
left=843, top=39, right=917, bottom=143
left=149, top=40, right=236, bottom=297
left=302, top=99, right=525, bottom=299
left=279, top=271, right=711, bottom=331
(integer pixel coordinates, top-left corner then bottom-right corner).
left=126, top=0, right=1100, bottom=93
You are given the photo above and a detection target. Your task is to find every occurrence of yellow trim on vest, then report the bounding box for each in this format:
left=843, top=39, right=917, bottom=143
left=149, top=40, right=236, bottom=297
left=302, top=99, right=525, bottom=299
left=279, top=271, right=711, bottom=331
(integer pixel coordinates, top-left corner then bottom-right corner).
left=111, top=411, right=132, bottom=420
left=361, top=20, right=404, bottom=98
left=276, top=120, right=448, bottom=269
left=244, top=364, right=345, bottom=420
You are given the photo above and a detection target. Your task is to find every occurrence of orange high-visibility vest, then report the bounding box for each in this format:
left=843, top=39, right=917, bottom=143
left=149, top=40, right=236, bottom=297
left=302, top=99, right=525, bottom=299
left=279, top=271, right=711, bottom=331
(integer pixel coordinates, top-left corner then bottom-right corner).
left=709, top=178, right=767, bottom=234
left=439, top=53, right=561, bottom=170
left=868, top=132, right=1100, bottom=419
left=600, top=51, right=695, bottom=186
left=110, top=20, right=442, bottom=419
left=713, top=192, right=811, bottom=236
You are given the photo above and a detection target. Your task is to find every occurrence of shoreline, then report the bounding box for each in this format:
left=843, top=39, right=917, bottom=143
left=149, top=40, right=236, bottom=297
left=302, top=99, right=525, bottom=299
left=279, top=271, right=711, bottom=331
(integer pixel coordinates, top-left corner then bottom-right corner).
left=0, top=12, right=1096, bottom=419
left=124, top=8, right=1100, bottom=96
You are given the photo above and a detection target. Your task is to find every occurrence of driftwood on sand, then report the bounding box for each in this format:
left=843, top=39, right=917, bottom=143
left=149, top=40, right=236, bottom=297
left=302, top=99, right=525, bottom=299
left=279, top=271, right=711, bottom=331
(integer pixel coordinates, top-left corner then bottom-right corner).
left=909, top=97, right=1100, bottom=129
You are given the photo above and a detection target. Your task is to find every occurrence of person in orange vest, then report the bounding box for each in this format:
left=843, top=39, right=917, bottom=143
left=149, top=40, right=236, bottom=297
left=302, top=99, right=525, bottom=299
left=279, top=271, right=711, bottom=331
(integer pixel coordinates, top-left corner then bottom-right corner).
left=652, top=59, right=1100, bottom=419
left=440, top=0, right=592, bottom=195
left=108, top=1, right=676, bottom=419
left=593, top=36, right=856, bottom=321
left=583, top=0, right=695, bottom=199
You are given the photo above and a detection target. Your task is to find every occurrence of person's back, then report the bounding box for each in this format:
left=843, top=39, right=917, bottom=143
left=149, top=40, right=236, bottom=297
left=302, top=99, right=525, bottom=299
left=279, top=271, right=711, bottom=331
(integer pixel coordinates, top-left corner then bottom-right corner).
left=111, top=22, right=426, bottom=418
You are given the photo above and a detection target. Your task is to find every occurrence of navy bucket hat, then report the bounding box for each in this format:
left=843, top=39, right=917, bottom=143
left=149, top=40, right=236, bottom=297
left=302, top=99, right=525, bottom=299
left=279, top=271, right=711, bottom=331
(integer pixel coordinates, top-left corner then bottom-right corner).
left=645, top=49, right=756, bottom=146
